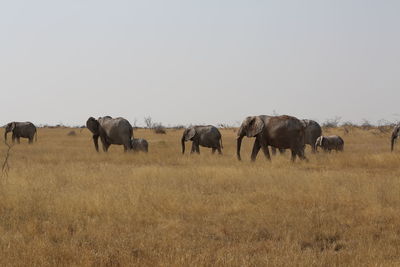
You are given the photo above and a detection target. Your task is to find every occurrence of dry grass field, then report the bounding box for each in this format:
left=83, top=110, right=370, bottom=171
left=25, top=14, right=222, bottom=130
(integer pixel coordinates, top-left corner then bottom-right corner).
left=0, top=127, right=400, bottom=266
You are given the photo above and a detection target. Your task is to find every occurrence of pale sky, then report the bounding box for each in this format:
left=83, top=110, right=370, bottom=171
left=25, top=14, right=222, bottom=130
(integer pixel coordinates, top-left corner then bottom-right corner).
left=1, top=1, right=399, bottom=127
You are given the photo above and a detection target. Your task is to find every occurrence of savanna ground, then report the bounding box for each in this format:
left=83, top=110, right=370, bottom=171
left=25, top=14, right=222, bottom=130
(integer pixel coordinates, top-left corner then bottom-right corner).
left=0, top=127, right=400, bottom=266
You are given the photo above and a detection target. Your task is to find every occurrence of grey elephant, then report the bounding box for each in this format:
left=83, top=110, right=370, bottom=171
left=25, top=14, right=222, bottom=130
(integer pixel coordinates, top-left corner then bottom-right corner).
left=237, top=115, right=306, bottom=162
left=271, top=119, right=321, bottom=154
left=391, top=124, right=400, bottom=151
left=4, top=122, right=37, bottom=144
left=131, top=138, right=148, bottom=152
left=86, top=116, right=133, bottom=152
left=302, top=119, right=322, bottom=153
left=315, top=135, right=344, bottom=152
left=181, top=125, right=223, bottom=154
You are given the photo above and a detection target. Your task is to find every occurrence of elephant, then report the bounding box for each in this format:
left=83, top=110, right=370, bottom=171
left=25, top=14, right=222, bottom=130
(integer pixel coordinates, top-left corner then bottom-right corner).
left=237, top=115, right=306, bottom=162
left=86, top=116, right=133, bottom=152
left=302, top=119, right=322, bottom=153
left=271, top=119, right=322, bottom=154
left=181, top=125, right=223, bottom=155
left=131, top=138, right=148, bottom=152
left=391, top=125, right=400, bottom=151
left=315, top=135, right=344, bottom=152
left=4, top=122, right=37, bottom=144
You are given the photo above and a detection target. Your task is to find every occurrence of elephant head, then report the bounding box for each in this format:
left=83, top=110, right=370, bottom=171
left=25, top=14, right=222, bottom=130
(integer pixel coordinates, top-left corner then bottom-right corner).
left=391, top=126, right=400, bottom=152
left=4, top=122, right=16, bottom=141
left=236, top=116, right=264, bottom=160
left=86, top=117, right=100, bottom=152
left=181, top=128, right=196, bottom=154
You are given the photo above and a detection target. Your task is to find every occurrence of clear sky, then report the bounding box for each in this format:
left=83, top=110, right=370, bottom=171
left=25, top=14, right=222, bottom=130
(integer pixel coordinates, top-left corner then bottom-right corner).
left=1, top=1, right=399, bottom=127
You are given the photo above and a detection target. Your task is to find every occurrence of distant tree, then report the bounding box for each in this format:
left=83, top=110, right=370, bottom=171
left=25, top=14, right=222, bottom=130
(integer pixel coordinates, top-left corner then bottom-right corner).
left=144, top=116, right=153, bottom=129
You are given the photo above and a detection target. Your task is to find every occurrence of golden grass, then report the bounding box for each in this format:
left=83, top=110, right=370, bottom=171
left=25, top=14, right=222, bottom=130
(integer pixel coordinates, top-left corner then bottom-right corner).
left=1, top=127, right=400, bottom=266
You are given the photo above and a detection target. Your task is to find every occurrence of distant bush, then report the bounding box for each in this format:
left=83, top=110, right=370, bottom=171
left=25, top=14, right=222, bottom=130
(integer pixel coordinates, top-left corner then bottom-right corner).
left=67, top=130, right=77, bottom=136
left=172, top=125, right=185, bottom=130
left=217, top=123, right=236, bottom=129
left=322, top=116, right=341, bottom=128
left=361, top=119, right=373, bottom=130
left=153, top=123, right=166, bottom=134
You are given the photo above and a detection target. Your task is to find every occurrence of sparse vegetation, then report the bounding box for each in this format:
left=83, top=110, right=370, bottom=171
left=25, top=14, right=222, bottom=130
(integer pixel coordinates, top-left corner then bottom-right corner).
left=0, top=127, right=400, bottom=266
left=153, top=123, right=166, bottom=134
left=322, top=116, right=341, bottom=128
left=67, top=130, right=76, bottom=136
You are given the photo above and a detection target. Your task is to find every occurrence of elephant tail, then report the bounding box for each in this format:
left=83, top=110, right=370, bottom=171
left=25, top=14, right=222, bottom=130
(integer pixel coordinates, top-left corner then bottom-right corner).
left=220, top=138, right=223, bottom=149
left=35, top=129, right=38, bottom=142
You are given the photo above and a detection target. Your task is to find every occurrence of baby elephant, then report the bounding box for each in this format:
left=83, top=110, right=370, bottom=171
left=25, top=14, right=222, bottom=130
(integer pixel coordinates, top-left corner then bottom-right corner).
left=131, top=138, right=148, bottom=152
left=315, top=135, right=344, bottom=152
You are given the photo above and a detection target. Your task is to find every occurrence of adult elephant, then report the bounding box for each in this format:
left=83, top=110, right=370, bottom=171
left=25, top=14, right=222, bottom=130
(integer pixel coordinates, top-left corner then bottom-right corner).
left=391, top=124, right=400, bottom=151
left=271, top=119, right=321, bottom=154
left=4, top=121, right=37, bottom=144
left=181, top=125, right=223, bottom=154
left=302, top=119, right=322, bottom=153
left=86, top=116, right=133, bottom=152
left=237, top=115, right=306, bottom=162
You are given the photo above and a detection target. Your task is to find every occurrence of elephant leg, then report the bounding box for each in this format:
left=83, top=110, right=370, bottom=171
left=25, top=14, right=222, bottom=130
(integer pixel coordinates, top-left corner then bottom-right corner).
left=261, top=144, right=271, bottom=161
left=212, top=148, right=216, bottom=154
left=279, top=148, right=285, bottom=154
left=104, top=143, right=111, bottom=152
left=29, top=137, right=33, bottom=144
left=196, top=144, right=200, bottom=154
left=311, top=143, right=317, bottom=153
left=297, top=148, right=307, bottom=161
left=217, top=146, right=222, bottom=155
left=123, top=140, right=132, bottom=152
left=11, top=134, right=15, bottom=143
left=291, top=150, right=297, bottom=162
left=190, top=142, right=196, bottom=154
left=250, top=139, right=261, bottom=161
left=100, top=137, right=109, bottom=152
left=17, top=137, right=20, bottom=144
left=271, top=147, right=277, bottom=155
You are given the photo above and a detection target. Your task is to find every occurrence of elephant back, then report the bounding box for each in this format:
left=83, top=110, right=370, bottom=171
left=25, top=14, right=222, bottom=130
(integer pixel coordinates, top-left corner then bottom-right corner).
left=196, top=125, right=221, bottom=148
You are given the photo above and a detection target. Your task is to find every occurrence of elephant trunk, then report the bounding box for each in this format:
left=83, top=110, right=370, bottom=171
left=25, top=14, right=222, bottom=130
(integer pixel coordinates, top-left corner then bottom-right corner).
left=181, top=137, right=185, bottom=154
left=93, top=135, right=99, bottom=152
left=237, top=135, right=244, bottom=161
left=391, top=134, right=396, bottom=152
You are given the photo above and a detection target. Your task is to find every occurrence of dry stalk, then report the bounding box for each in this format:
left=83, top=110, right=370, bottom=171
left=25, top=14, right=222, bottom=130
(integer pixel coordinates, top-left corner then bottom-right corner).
left=2, top=141, right=13, bottom=178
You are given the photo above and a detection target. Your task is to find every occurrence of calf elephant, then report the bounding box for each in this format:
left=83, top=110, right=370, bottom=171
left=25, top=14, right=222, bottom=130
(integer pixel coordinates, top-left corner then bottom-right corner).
left=86, top=116, right=133, bottom=152
left=271, top=119, right=321, bottom=154
left=391, top=125, right=400, bottom=151
left=4, top=122, right=37, bottom=144
left=181, top=125, right=223, bottom=154
left=315, top=135, right=344, bottom=152
left=131, top=138, right=148, bottom=152
left=237, top=115, right=306, bottom=162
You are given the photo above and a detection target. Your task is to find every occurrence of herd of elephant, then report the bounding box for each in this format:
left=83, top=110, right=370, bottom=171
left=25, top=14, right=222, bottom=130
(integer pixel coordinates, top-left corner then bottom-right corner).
left=3, top=115, right=400, bottom=161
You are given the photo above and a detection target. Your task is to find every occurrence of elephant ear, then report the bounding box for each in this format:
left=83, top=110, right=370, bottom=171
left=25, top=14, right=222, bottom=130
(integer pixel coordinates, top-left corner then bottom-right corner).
left=86, top=117, right=99, bottom=135
left=185, top=128, right=196, bottom=141
left=246, top=116, right=264, bottom=137
left=10, top=122, right=16, bottom=131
